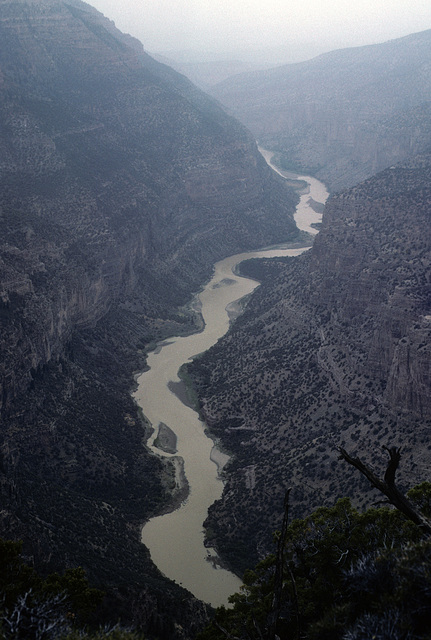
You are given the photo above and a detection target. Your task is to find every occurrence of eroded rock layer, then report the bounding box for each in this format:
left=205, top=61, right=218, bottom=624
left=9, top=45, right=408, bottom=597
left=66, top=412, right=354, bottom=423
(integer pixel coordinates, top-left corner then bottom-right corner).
left=0, top=0, right=297, bottom=412
left=188, top=155, right=431, bottom=573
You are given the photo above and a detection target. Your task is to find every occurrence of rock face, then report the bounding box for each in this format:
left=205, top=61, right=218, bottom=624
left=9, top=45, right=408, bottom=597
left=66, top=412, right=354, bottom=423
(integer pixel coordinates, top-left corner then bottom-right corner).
left=0, top=0, right=298, bottom=632
left=210, top=30, right=431, bottom=191
left=310, top=157, right=431, bottom=417
left=188, top=155, right=431, bottom=573
left=0, top=0, right=297, bottom=413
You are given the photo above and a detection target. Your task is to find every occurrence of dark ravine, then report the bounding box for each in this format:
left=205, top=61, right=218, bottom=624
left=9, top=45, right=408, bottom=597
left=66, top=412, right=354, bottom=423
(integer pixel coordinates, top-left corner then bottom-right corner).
left=188, top=154, right=431, bottom=575
left=0, top=0, right=299, bottom=635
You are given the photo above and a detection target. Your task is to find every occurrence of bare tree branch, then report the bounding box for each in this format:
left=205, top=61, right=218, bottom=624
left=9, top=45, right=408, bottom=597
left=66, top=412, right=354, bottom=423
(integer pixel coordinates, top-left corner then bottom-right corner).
left=214, top=621, right=242, bottom=640
left=338, top=446, right=431, bottom=536
left=382, top=445, right=401, bottom=486
left=269, top=488, right=295, bottom=640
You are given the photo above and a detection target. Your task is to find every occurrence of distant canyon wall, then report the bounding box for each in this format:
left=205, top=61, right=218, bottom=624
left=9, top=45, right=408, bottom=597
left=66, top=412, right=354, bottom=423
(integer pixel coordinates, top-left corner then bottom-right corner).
left=211, top=30, right=431, bottom=191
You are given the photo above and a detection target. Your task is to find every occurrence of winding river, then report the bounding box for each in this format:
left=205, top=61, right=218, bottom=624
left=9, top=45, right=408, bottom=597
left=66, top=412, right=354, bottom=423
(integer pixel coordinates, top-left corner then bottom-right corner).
left=133, top=150, right=329, bottom=607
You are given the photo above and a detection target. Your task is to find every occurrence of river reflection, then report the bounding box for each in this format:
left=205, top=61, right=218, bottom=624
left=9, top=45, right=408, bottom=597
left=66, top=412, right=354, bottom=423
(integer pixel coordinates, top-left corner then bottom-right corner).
left=133, top=156, right=329, bottom=607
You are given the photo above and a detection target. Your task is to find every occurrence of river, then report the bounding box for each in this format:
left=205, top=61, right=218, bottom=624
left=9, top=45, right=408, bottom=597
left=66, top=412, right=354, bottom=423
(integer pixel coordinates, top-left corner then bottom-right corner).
left=133, top=149, right=329, bottom=607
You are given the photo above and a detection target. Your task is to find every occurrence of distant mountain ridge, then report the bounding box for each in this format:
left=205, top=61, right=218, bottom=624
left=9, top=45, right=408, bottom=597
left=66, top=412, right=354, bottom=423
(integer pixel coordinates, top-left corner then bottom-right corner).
left=150, top=53, right=259, bottom=89
left=210, top=29, right=431, bottom=190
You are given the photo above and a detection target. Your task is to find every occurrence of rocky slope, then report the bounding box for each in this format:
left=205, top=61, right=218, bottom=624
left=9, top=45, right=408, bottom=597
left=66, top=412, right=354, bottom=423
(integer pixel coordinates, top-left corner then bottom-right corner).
left=0, top=0, right=299, bottom=633
left=188, top=155, right=431, bottom=573
left=0, top=0, right=298, bottom=412
left=210, top=30, right=431, bottom=191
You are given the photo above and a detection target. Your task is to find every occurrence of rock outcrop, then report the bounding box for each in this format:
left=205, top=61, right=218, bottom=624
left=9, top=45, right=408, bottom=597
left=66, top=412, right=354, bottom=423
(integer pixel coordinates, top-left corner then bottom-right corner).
left=0, top=0, right=299, bottom=632
left=210, top=30, right=431, bottom=191
left=188, top=155, right=431, bottom=573
left=0, top=0, right=298, bottom=413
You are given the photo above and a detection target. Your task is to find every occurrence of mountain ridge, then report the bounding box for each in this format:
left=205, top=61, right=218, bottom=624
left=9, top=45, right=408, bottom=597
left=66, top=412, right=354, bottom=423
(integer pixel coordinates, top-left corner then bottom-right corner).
left=210, top=29, right=431, bottom=190
left=0, top=0, right=299, bottom=410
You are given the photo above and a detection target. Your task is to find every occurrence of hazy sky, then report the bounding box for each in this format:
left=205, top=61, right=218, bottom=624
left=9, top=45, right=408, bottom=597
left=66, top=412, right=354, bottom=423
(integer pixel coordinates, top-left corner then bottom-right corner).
left=89, top=0, right=431, bottom=61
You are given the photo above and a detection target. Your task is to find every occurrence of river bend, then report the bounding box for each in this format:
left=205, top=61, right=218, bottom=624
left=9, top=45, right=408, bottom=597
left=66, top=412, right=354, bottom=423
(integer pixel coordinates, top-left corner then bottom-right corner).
left=133, top=152, right=329, bottom=606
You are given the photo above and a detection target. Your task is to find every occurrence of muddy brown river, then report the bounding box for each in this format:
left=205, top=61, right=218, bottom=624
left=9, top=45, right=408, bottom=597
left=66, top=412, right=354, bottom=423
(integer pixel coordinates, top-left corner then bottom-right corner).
left=133, top=151, right=329, bottom=606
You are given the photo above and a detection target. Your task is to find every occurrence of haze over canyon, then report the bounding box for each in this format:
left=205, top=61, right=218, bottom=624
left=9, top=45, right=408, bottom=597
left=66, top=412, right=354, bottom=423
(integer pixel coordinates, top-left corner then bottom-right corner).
left=1, top=1, right=431, bottom=638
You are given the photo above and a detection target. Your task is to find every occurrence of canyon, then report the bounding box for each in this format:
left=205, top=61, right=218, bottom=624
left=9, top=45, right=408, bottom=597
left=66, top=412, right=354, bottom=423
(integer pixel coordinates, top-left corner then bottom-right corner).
left=188, top=154, right=431, bottom=573
left=210, top=29, right=431, bottom=191
left=0, top=0, right=299, bottom=635
left=1, top=0, right=431, bottom=637
left=134, top=170, right=326, bottom=607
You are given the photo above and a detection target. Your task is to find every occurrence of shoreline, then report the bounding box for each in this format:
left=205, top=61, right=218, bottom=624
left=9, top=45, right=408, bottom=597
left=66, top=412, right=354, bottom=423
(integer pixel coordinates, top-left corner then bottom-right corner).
left=153, top=457, right=190, bottom=518
left=134, top=150, right=329, bottom=605
left=167, top=379, right=232, bottom=474
left=167, top=379, right=196, bottom=410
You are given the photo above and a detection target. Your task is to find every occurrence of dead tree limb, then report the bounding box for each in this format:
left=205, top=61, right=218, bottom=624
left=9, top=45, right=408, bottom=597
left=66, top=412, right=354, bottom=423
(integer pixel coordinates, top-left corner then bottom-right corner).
left=338, top=446, right=431, bottom=536
left=269, top=488, right=297, bottom=640
left=214, top=621, right=242, bottom=640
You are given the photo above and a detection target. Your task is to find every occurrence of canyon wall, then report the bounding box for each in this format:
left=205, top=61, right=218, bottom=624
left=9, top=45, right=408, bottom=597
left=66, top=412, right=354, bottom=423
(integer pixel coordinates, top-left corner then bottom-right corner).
left=210, top=30, right=431, bottom=191
left=0, top=0, right=298, bottom=412
left=189, top=155, right=431, bottom=573
left=0, top=0, right=299, bottom=633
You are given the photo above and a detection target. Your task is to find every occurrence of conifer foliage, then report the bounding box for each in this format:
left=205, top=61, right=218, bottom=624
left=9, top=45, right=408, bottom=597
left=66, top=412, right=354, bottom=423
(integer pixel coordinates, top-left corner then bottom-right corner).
left=200, top=454, right=431, bottom=640
left=0, top=539, right=142, bottom=639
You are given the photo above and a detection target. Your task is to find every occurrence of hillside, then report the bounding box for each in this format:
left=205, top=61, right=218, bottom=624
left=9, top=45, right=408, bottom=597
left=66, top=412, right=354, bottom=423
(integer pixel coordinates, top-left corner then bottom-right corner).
left=0, top=0, right=299, bottom=634
left=188, top=155, right=431, bottom=573
left=150, top=53, right=260, bottom=90
left=210, top=30, right=431, bottom=191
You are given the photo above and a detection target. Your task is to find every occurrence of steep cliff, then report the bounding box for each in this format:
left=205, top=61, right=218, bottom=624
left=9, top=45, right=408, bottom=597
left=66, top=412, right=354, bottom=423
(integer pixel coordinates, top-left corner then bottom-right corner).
left=0, top=0, right=298, bottom=412
left=188, top=155, right=431, bottom=573
left=0, top=0, right=299, bottom=632
left=210, top=30, right=431, bottom=191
